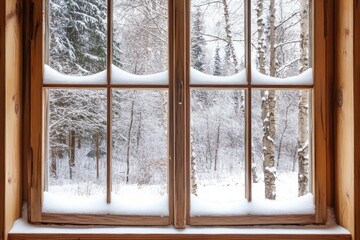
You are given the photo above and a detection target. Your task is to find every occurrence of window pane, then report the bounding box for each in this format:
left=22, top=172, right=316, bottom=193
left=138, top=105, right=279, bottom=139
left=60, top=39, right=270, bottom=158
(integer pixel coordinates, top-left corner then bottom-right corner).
left=112, top=90, right=168, bottom=216
left=44, top=89, right=107, bottom=213
left=46, top=0, right=107, bottom=82
left=190, top=0, right=246, bottom=84
left=190, top=90, right=246, bottom=216
left=251, top=0, right=312, bottom=84
left=251, top=90, right=314, bottom=214
left=112, top=0, right=168, bottom=84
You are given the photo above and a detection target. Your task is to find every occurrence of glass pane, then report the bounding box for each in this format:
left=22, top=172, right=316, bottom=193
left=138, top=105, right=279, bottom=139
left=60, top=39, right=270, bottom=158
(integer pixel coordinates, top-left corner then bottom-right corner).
left=112, top=90, right=168, bottom=216
left=112, top=0, right=168, bottom=84
left=190, top=0, right=246, bottom=84
left=46, top=0, right=107, bottom=80
left=44, top=89, right=107, bottom=213
left=251, top=0, right=312, bottom=84
left=190, top=90, right=246, bottom=216
left=251, top=90, right=314, bottom=214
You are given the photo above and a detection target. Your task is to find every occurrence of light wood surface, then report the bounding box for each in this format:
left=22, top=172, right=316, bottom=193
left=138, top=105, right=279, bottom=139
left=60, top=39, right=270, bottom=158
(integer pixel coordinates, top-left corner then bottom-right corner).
left=0, top=0, right=6, bottom=238
left=0, top=0, right=23, bottom=239
left=354, top=1, right=360, bottom=240
left=8, top=233, right=351, bottom=240
left=334, top=0, right=355, bottom=239
left=0, top=0, right=5, bottom=237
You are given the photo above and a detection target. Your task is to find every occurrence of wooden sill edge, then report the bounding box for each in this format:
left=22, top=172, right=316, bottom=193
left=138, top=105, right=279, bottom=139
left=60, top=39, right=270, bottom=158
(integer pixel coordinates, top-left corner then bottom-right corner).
left=8, top=219, right=351, bottom=240
left=8, top=233, right=351, bottom=240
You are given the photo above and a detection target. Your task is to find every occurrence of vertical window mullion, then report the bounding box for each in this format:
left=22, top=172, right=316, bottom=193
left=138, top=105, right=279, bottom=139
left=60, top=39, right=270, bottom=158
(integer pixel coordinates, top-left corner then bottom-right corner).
left=106, top=0, right=113, bottom=204
left=173, top=0, right=188, bottom=229
left=245, top=0, right=252, bottom=202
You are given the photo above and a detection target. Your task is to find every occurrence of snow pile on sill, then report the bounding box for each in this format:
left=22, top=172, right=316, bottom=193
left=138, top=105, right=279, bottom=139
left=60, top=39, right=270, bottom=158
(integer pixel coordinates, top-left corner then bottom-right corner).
left=44, top=65, right=313, bottom=85
left=44, top=64, right=169, bottom=85
left=42, top=191, right=169, bottom=216
left=191, top=193, right=315, bottom=216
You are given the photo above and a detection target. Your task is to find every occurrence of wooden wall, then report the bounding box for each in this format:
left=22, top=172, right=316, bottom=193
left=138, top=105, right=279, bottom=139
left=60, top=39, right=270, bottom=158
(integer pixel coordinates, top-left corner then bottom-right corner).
left=0, top=0, right=23, bottom=239
left=354, top=0, right=360, bottom=240
left=354, top=1, right=360, bottom=239
left=334, top=0, right=359, bottom=240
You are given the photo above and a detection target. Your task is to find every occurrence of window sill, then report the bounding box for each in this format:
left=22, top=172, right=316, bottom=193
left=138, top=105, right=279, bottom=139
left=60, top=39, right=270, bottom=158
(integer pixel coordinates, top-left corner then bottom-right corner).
left=9, top=219, right=350, bottom=240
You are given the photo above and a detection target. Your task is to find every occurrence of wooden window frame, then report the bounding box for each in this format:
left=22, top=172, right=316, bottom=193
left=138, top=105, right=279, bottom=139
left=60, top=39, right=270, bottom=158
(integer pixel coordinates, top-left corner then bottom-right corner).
left=28, top=0, right=329, bottom=228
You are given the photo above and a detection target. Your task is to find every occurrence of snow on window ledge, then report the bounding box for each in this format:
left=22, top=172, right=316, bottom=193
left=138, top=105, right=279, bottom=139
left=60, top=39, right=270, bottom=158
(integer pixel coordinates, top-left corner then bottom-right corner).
left=251, top=68, right=313, bottom=85
left=42, top=192, right=169, bottom=216
left=190, top=193, right=315, bottom=216
left=44, top=65, right=108, bottom=85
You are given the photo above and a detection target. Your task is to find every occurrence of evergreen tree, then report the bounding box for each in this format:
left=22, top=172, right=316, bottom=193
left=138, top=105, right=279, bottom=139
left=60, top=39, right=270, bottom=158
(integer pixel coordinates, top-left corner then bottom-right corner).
left=49, top=0, right=122, bottom=75
left=191, top=7, right=207, bottom=72
left=213, top=46, right=222, bottom=76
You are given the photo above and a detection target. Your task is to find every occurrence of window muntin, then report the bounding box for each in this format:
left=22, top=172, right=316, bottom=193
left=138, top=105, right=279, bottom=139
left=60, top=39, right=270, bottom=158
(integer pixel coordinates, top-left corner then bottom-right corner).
left=31, top=0, right=326, bottom=227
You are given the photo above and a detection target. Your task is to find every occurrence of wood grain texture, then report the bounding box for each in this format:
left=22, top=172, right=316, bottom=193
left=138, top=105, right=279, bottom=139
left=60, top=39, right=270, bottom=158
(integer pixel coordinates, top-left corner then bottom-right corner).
left=41, top=214, right=170, bottom=226
left=334, top=0, right=355, bottom=239
left=189, top=215, right=315, bottom=226
left=0, top=0, right=6, bottom=239
left=0, top=0, right=23, bottom=239
left=325, top=0, right=335, bottom=208
left=167, top=0, right=174, bottom=226
left=313, top=0, right=328, bottom=224
left=353, top=1, right=360, bottom=240
left=8, top=233, right=351, bottom=240
left=172, top=0, right=187, bottom=229
left=29, top=0, right=44, bottom=224
left=22, top=0, right=32, bottom=205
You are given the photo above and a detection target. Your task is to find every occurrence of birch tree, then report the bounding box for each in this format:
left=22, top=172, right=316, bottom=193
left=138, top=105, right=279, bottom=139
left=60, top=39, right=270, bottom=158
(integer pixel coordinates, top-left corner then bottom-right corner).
left=298, top=0, right=310, bottom=196
left=258, top=0, right=277, bottom=200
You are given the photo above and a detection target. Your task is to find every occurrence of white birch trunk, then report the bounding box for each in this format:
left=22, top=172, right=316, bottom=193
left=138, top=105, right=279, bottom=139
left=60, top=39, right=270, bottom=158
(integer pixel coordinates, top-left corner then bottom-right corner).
left=298, top=0, right=310, bottom=196
left=263, top=0, right=277, bottom=200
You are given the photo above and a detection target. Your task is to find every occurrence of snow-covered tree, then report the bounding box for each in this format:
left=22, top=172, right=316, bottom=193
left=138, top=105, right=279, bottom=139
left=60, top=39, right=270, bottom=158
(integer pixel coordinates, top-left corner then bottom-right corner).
left=191, top=6, right=207, bottom=72
left=298, top=0, right=310, bottom=196
left=213, top=46, right=222, bottom=76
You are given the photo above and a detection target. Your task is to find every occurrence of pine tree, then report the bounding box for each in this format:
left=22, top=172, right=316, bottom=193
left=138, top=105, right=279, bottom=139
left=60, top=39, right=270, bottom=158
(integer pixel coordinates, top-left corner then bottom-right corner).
left=49, top=0, right=123, bottom=75
left=213, top=46, right=222, bottom=76
left=191, top=7, right=207, bottom=72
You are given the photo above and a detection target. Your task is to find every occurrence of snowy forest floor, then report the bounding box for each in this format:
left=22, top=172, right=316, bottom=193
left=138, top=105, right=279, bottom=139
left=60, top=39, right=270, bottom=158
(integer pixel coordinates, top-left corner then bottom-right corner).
left=44, top=171, right=314, bottom=216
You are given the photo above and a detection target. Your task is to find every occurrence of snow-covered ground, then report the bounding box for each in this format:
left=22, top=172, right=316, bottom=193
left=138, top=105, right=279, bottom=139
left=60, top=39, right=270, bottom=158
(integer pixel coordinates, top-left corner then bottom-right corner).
left=44, top=171, right=314, bottom=216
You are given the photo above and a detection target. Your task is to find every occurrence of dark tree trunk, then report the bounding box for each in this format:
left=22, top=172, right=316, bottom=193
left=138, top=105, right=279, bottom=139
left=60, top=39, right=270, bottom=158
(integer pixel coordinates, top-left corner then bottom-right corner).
left=69, top=129, right=75, bottom=179
left=126, top=100, right=135, bottom=184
